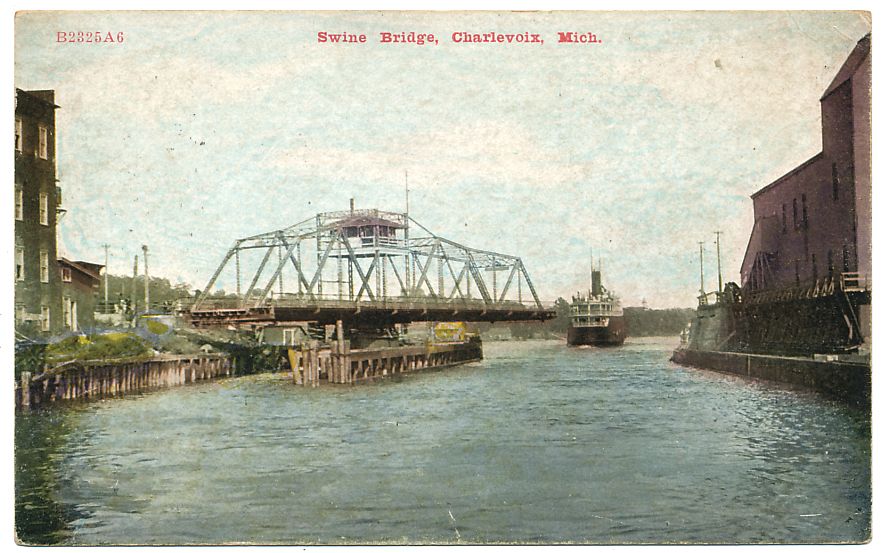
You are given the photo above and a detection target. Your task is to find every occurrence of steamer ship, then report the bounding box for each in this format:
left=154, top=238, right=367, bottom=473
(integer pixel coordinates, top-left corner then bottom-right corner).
left=567, top=267, right=627, bottom=346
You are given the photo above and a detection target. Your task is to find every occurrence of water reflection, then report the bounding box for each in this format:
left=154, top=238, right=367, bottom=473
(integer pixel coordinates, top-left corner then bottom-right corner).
left=15, top=406, right=86, bottom=544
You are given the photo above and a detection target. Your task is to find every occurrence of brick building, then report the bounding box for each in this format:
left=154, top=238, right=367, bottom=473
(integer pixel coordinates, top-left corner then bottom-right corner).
left=58, top=258, right=104, bottom=332
left=14, top=89, right=101, bottom=338
left=738, top=35, right=871, bottom=353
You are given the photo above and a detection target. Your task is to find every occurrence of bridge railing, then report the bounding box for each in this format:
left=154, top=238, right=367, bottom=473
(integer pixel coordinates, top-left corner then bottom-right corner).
left=356, top=236, right=400, bottom=248
left=183, top=293, right=546, bottom=313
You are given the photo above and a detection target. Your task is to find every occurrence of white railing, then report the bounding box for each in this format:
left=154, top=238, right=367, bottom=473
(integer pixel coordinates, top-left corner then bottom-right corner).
left=697, top=291, right=721, bottom=307
left=571, top=305, right=613, bottom=315
left=356, top=236, right=400, bottom=248
left=571, top=317, right=609, bottom=328
left=841, top=272, right=869, bottom=293
left=743, top=272, right=871, bottom=305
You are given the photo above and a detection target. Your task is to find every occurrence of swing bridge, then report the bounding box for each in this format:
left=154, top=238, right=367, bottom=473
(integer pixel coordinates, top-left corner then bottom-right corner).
left=185, top=207, right=555, bottom=328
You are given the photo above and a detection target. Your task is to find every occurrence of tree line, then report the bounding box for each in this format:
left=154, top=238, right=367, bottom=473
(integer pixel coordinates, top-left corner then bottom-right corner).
left=475, top=297, right=694, bottom=339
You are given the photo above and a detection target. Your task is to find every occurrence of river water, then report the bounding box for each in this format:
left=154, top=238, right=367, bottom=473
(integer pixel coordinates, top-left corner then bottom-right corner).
left=15, top=337, right=871, bottom=544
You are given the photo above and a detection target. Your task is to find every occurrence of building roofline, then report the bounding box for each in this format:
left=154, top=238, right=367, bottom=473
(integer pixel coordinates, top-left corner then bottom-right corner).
left=337, top=215, right=406, bottom=229
left=820, top=33, right=871, bottom=101
left=751, top=35, right=869, bottom=201
left=15, top=88, right=60, bottom=109
left=750, top=152, right=824, bottom=199
left=58, top=257, right=103, bottom=282
left=739, top=214, right=780, bottom=274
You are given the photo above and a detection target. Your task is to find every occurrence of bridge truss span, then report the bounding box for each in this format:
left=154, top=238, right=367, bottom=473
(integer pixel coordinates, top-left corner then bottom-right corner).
left=188, top=207, right=553, bottom=326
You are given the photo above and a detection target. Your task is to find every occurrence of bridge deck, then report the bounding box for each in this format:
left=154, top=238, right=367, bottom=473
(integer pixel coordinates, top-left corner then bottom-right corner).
left=186, top=298, right=555, bottom=327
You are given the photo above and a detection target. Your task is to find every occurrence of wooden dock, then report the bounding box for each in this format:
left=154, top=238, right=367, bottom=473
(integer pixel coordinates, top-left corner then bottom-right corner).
left=16, top=354, right=235, bottom=409
left=288, top=339, right=483, bottom=387
left=15, top=324, right=485, bottom=409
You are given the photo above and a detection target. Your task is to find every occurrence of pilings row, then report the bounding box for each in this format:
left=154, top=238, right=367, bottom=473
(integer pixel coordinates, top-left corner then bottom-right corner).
left=16, top=354, right=235, bottom=410
left=289, top=340, right=483, bottom=387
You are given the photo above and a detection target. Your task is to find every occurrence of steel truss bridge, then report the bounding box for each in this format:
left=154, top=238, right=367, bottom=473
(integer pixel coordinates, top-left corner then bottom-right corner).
left=187, top=208, right=555, bottom=327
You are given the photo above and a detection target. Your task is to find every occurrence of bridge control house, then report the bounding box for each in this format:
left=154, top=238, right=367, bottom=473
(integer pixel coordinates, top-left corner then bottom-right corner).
left=338, top=213, right=404, bottom=248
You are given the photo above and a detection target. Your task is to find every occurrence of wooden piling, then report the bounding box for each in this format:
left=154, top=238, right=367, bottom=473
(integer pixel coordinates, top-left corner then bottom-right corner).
left=20, top=372, right=31, bottom=408
left=343, top=340, right=351, bottom=383
left=301, top=347, right=307, bottom=386
left=291, top=349, right=302, bottom=385
left=311, top=341, right=320, bottom=387
left=300, top=343, right=312, bottom=387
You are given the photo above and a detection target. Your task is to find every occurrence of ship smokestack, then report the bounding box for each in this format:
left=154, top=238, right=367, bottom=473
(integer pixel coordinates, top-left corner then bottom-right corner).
left=591, top=269, right=602, bottom=297
left=350, top=198, right=354, bottom=213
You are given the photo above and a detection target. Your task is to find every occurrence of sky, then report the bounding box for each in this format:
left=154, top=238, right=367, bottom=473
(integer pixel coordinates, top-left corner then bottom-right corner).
left=12, top=10, right=872, bottom=308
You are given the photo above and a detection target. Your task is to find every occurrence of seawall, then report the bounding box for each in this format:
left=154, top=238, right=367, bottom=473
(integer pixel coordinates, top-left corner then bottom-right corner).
left=16, top=354, right=235, bottom=410
left=671, top=348, right=870, bottom=409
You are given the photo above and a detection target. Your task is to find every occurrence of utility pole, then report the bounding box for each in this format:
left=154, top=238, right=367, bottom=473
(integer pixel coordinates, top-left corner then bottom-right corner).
left=714, top=231, right=723, bottom=294
left=132, top=254, right=139, bottom=319
left=142, top=245, right=150, bottom=312
left=404, top=171, right=410, bottom=295
left=698, top=241, right=705, bottom=295
left=103, top=243, right=110, bottom=312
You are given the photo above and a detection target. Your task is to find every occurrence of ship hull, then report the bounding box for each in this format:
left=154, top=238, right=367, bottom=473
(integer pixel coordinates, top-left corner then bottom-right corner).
left=567, top=316, right=627, bottom=346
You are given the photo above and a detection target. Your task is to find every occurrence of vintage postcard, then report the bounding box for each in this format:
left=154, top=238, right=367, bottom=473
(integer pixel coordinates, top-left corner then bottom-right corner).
left=10, top=9, right=871, bottom=545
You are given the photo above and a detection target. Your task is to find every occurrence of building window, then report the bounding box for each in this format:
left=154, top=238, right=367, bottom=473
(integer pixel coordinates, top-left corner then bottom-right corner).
left=792, top=198, right=798, bottom=229
left=781, top=204, right=786, bottom=233
left=843, top=245, right=850, bottom=272
left=41, top=305, right=50, bottom=331
left=16, top=304, right=26, bottom=324
left=15, top=118, right=23, bottom=152
left=63, top=298, right=77, bottom=330
left=15, top=247, right=24, bottom=281
left=801, top=194, right=808, bottom=228
left=40, top=250, right=49, bottom=283
left=827, top=249, right=834, bottom=278
left=63, top=297, right=72, bottom=329
left=61, top=266, right=72, bottom=282
left=832, top=163, right=839, bottom=200
left=39, top=192, right=48, bottom=225
left=811, top=253, right=818, bottom=281
left=38, top=125, right=48, bottom=159
left=15, top=188, right=23, bottom=220
left=795, top=260, right=800, bottom=285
